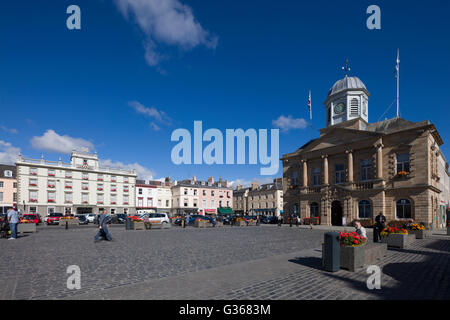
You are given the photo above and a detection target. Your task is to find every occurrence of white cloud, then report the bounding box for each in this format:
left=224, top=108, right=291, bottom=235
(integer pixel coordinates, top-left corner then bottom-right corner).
left=100, top=159, right=155, bottom=182
left=1, top=125, right=18, bottom=134
left=114, top=0, right=218, bottom=67
left=229, top=177, right=275, bottom=188
left=130, top=100, right=171, bottom=130
left=0, top=140, right=21, bottom=165
left=272, top=115, right=308, bottom=132
left=30, top=130, right=94, bottom=154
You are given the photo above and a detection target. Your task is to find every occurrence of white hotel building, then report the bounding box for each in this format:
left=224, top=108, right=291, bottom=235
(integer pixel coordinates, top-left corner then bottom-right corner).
left=16, top=151, right=137, bottom=217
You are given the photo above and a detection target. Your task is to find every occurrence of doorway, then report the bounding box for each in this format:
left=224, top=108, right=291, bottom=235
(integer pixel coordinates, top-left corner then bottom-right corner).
left=331, top=201, right=343, bottom=226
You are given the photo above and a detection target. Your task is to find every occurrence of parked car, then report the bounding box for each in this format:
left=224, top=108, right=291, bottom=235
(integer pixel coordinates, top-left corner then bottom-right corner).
left=145, top=213, right=170, bottom=226
left=116, top=213, right=126, bottom=224
left=261, top=216, right=277, bottom=224
left=46, top=213, right=64, bottom=225
left=85, top=213, right=96, bottom=223
left=75, top=214, right=88, bottom=225
left=20, top=214, right=40, bottom=224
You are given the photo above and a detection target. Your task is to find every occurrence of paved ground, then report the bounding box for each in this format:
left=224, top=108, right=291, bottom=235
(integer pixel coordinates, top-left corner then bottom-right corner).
left=0, top=224, right=449, bottom=300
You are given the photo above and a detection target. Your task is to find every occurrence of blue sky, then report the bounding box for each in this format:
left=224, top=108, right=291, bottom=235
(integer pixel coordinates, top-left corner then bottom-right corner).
left=0, top=0, right=449, bottom=186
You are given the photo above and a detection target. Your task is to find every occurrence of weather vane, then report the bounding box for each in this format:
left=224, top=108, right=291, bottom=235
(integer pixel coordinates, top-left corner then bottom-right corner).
left=342, top=59, right=351, bottom=77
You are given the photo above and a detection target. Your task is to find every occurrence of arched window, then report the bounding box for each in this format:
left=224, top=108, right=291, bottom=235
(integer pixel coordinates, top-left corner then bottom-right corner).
left=310, top=202, right=319, bottom=218
left=358, top=200, right=372, bottom=219
left=350, top=98, right=359, bottom=116
left=396, top=199, right=412, bottom=219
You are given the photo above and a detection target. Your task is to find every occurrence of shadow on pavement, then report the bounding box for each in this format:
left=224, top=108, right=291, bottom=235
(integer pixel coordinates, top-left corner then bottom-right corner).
left=288, top=257, right=323, bottom=270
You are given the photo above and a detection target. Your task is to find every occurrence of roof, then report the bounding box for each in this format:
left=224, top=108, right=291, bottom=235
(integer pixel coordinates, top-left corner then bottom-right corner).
left=328, top=76, right=368, bottom=97
left=0, top=165, right=16, bottom=179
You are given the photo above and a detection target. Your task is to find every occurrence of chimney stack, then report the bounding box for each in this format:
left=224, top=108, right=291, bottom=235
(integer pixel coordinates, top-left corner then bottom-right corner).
left=237, top=184, right=242, bottom=190
left=208, top=176, right=214, bottom=184
left=251, top=182, right=259, bottom=190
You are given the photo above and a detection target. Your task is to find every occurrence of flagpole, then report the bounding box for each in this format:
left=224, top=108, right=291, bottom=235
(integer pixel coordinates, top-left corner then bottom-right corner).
left=308, top=90, right=312, bottom=141
left=396, top=48, right=400, bottom=118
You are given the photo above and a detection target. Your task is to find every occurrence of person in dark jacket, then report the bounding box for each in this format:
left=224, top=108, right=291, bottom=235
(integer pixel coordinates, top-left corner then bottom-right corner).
left=94, top=212, right=112, bottom=242
left=374, top=212, right=386, bottom=243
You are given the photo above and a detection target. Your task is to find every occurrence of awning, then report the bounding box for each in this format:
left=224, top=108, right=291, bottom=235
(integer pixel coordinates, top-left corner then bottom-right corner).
left=217, top=207, right=233, bottom=214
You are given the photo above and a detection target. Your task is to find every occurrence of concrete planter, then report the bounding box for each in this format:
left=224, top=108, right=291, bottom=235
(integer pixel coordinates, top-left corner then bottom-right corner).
left=340, top=245, right=365, bottom=272
left=234, top=220, right=247, bottom=227
left=409, top=229, right=430, bottom=239
left=58, top=219, right=79, bottom=228
left=381, top=233, right=415, bottom=249
left=364, top=243, right=387, bottom=265
left=132, top=221, right=145, bottom=230
left=194, top=220, right=212, bottom=228
left=339, top=243, right=387, bottom=272
left=18, top=223, right=36, bottom=233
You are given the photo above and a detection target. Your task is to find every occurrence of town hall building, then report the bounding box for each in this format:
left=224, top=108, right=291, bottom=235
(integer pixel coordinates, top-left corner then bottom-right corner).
left=282, top=74, right=449, bottom=228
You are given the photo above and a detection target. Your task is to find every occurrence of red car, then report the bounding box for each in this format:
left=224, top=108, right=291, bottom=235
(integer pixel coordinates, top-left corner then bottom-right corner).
left=46, top=213, right=64, bottom=225
left=20, top=214, right=40, bottom=224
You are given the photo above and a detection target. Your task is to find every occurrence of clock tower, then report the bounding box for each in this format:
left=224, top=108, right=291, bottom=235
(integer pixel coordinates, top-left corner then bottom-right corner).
left=324, top=62, right=370, bottom=127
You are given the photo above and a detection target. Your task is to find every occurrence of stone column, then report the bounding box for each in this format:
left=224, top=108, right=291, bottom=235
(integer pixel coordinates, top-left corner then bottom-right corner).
left=322, top=155, right=329, bottom=185
left=376, top=142, right=384, bottom=179
left=346, top=150, right=354, bottom=183
left=302, top=160, right=308, bottom=187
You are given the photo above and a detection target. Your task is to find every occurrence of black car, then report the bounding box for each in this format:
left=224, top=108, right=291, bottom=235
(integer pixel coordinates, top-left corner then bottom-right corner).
left=75, top=215, right=88, bottom=225
left=260, top=216, right=274, bottom=224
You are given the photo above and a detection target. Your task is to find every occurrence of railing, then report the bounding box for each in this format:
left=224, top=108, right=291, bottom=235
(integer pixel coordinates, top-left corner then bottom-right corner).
left=18, top=157, right=136, bottom=175
left=354, top=181, right=374, bottom=190
left=306, top=186, right=321, bottom=194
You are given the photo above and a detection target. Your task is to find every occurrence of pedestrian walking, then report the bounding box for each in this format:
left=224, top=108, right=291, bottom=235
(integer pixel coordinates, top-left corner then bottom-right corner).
left=295, top=216, right=300, bottom=227
left=7, top=207, right=19, bottom=240
left=94, top=211, right=112, bottom=242
left=374, top=212, right=386, bottom=243
left=277, top=215, right=283, bottom=227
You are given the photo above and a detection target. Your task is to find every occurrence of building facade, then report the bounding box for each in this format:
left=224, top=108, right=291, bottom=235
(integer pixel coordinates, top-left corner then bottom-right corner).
left=170, top=176, right=233, bottom=216
left=136, top=178, right=172, bottom=214
left=233, top=178, right=283, bottom=216
left=282, top=74, right=449, bottom=228
left=16, top=151, right=137, bottom=217
left=0, top=164, right=17, bottom=213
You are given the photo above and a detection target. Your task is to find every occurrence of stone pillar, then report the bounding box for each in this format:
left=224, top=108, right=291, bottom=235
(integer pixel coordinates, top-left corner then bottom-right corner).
left=376, top=142, right=384, bottom=179
left=302, top=160, right=308, bottom=187
left=322, top=155, right=329, bottom=185
left=346, top=150, right=354, bottom=183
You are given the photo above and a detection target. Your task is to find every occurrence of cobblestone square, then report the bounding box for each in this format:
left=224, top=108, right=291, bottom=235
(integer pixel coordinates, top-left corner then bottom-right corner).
left=0, top=225, right=449, bottom=300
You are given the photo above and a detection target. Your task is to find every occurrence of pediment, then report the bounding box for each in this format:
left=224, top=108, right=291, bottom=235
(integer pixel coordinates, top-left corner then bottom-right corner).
left=300, top=128, right=381, bottom=153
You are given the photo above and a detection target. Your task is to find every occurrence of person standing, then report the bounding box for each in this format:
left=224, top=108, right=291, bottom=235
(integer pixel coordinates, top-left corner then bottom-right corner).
left=94, top=211, right=112, bottom=242
left=295, top=215, right=300, bottom=227
left=374, top=212, right=386, bottom=243
left=277, top=215, right=282, bottom=227
left=7, top=207, right=19, bottom=240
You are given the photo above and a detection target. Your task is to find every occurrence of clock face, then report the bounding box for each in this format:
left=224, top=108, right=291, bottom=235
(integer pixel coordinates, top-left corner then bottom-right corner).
left=334, top=103, right=346, bottom=115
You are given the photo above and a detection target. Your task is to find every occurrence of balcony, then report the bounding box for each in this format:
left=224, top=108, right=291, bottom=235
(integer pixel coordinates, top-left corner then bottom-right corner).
left=82, top=187, right=89, bottom=190
left=124, top=189, right=129, bottom=193
left=47, top=199, right=55, bottom=203
left=353, top=181, right=374, bottom=190
left=306, top=186, right=321, bottom=194
left=29, top=199, right=38, bottom=203
left=65, top=186, right=72, bottom=189
left=47, top=184, right=56, bottom=188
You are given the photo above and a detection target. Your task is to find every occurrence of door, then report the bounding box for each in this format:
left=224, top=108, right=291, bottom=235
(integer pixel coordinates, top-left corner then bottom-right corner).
left=331, top=201, right=342, bottom=226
